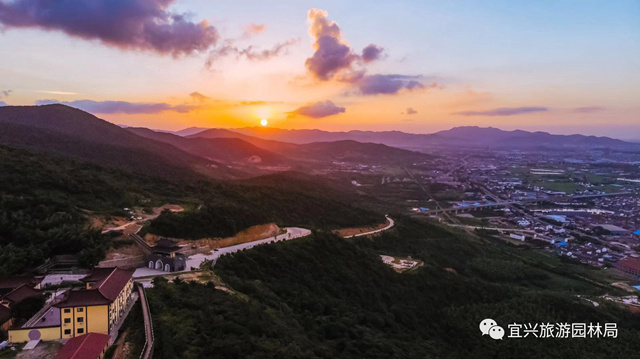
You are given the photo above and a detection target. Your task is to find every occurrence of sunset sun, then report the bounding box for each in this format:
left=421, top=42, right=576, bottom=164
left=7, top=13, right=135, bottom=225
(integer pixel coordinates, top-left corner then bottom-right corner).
left=260, top=119, right=268, bottom=127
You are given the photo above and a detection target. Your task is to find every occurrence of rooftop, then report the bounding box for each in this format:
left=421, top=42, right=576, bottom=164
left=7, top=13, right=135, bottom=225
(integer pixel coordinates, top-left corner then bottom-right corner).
left=54, top=267, right=133, bottom=308
left=55, top=333, right=110, bottom=359
left=1, top=284, right=41, bottom=305
left=617, top=257, right=640, bottom=272
left=153, top=238, right=181, bottom=253
left=0, top=275, right=40, bottom=291
left=594, top=224, right=629, bottom=233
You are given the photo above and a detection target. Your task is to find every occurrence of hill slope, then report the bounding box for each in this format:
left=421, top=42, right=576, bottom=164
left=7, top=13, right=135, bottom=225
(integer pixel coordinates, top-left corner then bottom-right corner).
left=190, top=128, right=429, bottom=164
left=146, top=217, right=640, bottom=358
left=127, top=127, right=288, bottom=165
left=0, top=105, right=238, bottom=179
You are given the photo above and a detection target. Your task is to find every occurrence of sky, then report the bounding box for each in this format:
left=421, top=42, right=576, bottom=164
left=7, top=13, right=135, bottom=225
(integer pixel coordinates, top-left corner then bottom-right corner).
left=0, top=0, right=638, bottom=139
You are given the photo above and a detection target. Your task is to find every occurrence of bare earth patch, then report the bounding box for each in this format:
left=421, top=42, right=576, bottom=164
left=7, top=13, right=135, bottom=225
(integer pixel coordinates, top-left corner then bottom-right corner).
left=197, top=223, right=282, bottom=249
left=335, top=219, right=390, bottom=238
left=104, top=243, right=145, bottom=260
left=152, top=204, right=185, bottom=215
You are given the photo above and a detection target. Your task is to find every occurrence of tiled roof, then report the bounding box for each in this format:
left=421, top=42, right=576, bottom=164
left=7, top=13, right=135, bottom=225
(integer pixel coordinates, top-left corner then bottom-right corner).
left=0, top=275, right=40, bottom=290
left=55, top=333, right=110, bottom=359
left=54, top=289, right=111, bottom=308
left=153, top=238, right=181, bottom=252
left=2, top=284, right=41, bottom=305
left=55, top=267, right=132, bottom=308
left=617, top=257, right=640, bottom=272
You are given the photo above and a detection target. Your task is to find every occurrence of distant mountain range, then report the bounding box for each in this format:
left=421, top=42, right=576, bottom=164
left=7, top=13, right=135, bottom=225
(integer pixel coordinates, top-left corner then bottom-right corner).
left=0, top=105, right=429, bottom=179
left=2, top=104, right=632, bottom=184
left=178, top=126, right=632, bottom=149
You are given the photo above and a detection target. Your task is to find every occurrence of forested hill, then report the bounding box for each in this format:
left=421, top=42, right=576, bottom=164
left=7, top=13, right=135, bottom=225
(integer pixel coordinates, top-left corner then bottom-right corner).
left=0, top=144, right=198, bottom=275
left=147, top=217, right=640, bottom=358
left=0, top=105, right=238, bottom=180
left=144, top=171, right=383, bottom=239
left=0, top=145, right=384, bottom=275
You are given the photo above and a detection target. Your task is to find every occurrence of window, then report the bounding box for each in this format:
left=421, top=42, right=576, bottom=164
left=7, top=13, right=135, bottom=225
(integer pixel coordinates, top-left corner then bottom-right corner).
left=64, top=318, right=71, bottom=324
left=77, top=308, right=83, bottom=312
left=64, top=309, right=71, bottom=313
left=77, top=317, right=84, bottom=323
left=64, top=329, right=71, bottom=335
left=77, top=328, right=84, bottom=334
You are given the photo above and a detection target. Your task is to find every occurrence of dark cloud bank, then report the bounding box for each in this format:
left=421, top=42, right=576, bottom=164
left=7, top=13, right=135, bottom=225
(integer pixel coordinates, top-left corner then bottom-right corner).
left=0, top=0, right=220, bottom=56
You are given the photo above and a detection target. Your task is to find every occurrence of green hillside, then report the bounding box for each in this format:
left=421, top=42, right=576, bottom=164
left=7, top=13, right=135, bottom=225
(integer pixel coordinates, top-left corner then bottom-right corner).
left=146, top=217, right=640, bottom=358
left=0, top=145, right=382, bottom=274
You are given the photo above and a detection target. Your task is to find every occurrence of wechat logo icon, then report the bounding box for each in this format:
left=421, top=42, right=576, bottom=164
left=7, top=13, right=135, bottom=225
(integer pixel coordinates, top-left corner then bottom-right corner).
left=480, top=318, right=505, bottom=340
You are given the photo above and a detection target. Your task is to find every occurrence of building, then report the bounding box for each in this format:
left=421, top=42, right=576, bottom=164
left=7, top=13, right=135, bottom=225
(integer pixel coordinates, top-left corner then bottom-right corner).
left=615, top=257, right=640, bottom=279
left=55, top=333, right=110, bottom=359
left=0, top=275, right=42, bottom=296
left=0, top=283, right=43, bottom=331
left=147, top=238, right=186, bottom=272
left=9, top=267, right=134, bottom=343
left=1, top=285, right=42, bottom=308
left=593, top=224, right=629, bottom=236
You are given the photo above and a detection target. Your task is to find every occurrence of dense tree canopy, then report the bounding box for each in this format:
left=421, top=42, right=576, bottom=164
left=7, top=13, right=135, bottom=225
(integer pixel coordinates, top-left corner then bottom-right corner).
left=147, top=218, right=640, bottom=358
left=0, top=145, right=382, bottom=275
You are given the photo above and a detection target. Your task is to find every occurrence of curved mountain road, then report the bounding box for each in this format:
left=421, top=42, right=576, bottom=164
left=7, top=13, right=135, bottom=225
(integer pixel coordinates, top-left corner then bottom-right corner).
left=134, top=227, right=311, bottom=279
left=344, top=215, right=395, bottom=238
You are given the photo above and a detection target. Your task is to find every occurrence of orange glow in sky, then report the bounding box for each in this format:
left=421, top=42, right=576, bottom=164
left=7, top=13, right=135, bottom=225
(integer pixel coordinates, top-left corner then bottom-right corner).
left=0, top=2, right=637, bottom=139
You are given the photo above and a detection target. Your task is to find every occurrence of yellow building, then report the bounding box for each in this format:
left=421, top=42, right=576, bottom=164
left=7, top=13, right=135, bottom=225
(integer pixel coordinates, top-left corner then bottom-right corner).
left=9, top=267, right=133, bottom=343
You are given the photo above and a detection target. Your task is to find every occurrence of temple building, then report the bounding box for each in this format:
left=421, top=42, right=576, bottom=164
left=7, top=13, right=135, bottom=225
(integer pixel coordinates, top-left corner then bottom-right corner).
left=147, top=238, right=186, bottom=272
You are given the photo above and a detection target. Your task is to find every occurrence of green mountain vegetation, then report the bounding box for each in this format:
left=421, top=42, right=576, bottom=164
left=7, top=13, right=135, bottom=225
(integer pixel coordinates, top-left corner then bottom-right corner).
left=0, top=105, right=238, bottom=180
left=0, top=143, right=382, bottom=275
left=144, top=172, right=383, bottom=239
left=0, top=144, right=197, bottom=275
left=146, top=217, right=640, bottom=358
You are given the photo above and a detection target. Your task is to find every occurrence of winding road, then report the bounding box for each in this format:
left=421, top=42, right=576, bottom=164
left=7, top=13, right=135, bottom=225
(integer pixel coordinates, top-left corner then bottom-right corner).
left=133, top=227, right=311, bottom=279
left=344, top=215, right=395, bottom=238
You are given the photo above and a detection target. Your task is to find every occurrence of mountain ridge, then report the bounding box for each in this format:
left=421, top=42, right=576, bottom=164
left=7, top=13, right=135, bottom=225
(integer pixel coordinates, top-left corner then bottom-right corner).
left=178, top=125, right=632, bottom=149
left=0, top=105, right=239, bottom=179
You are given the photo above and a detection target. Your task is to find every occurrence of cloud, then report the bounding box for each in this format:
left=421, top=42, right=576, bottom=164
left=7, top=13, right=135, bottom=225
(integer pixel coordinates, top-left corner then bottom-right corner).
left=351, top=74, right=437, bottom=96
left=206, top=38, right=300, bottom=66
left=0, top=0, right=219, bottom=56
left=304, top=9, right=430, bottom=96
left=289, top=100, right=345, bottom=118
left=574, top=106, right=605, bottom=113
left=37, top=90, right=78, bottom=95
left=405, top=107, right=417, bottom=115
left=361, top=44, right=384, bottom=62
left=305, top=9, right=360, bottom=80
left=239, top=101, right=267, bottom=106
left=189, top=92, right=210, bottom=103
left=243, top=23, right=266, bottom=36
left=454, top=107, right=548, bottom=116
left=0, top=89, right=11, bottom=98
left=35, top=99, right=196, bottom=114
